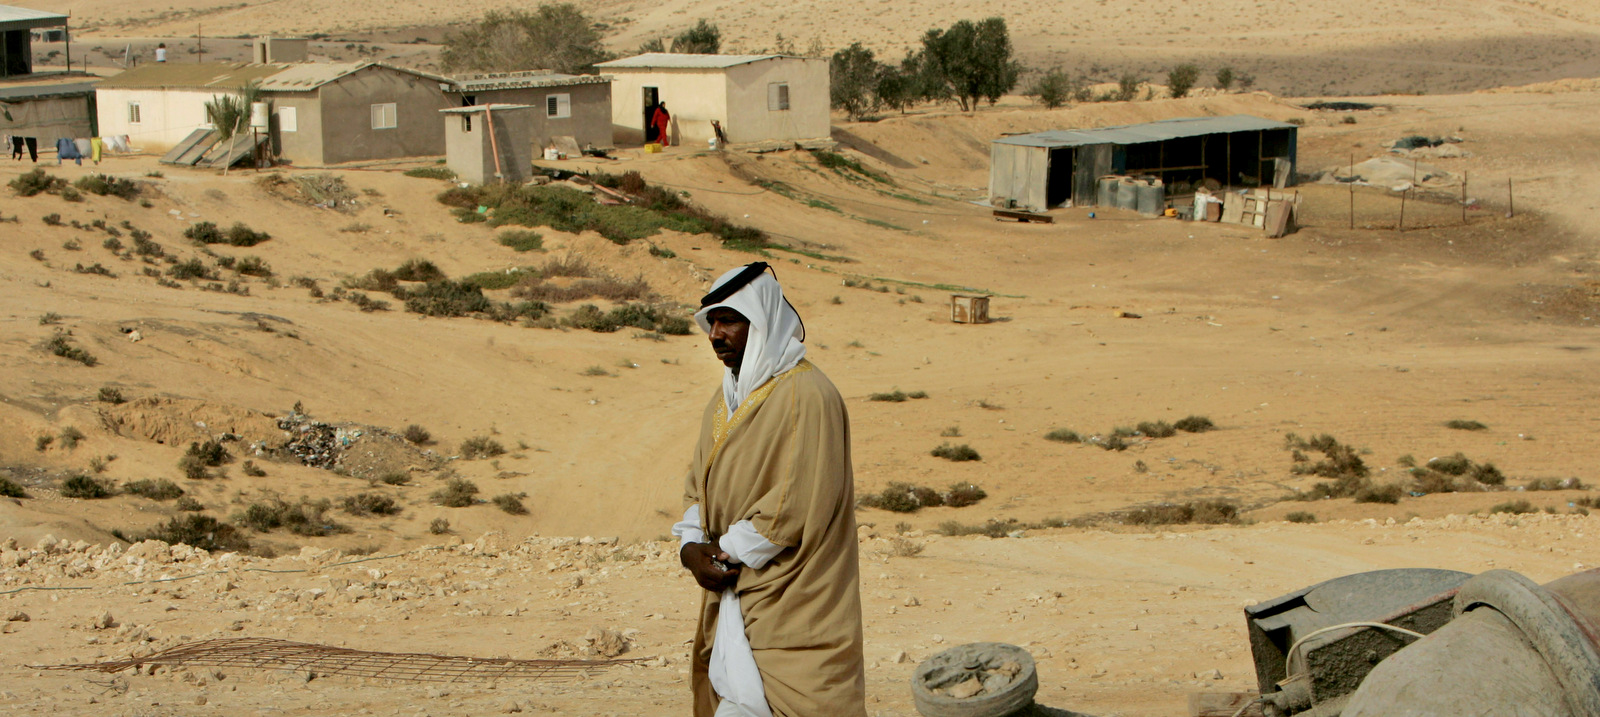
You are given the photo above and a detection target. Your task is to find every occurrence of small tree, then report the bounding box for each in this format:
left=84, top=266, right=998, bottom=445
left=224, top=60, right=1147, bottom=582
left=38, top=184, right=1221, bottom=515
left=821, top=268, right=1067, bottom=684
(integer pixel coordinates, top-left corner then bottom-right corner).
left=1215, top=66, right=1236, bottom=91
left=917, top=17, right=1021, bottom=111
left=1114, top=73, right=1144, bottom=102
left=830, top=43, right=881, bottom=119
left=875, top=62, right=916, bottom=114
left=1167, top=64, right=1201, bottom=98
left=441, top=5, right=610, bottom=74
left=204, top=82, right=262, bottom=141
left=673, top=19, right=720, bottom=54
left=1027, top=68, right=1077, bottom=109
left=637, top=37, right=666, bottom=54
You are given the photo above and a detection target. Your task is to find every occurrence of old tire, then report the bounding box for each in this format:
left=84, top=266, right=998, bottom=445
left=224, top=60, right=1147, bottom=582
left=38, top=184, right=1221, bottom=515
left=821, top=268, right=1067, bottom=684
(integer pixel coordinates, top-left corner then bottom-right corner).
left=910, top=642, right=1038, bottom=717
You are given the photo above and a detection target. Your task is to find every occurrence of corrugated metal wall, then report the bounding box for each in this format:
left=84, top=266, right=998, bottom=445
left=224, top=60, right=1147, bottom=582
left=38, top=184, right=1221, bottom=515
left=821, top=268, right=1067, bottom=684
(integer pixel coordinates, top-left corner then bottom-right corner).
left=989, top=143, right=1049, bottom=211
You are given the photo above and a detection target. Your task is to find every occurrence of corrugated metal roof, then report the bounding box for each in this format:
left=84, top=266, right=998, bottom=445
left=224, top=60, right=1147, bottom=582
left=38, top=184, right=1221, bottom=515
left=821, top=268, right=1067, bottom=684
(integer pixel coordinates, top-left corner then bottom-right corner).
left=452, top=70, right=610, bottom=91
left=95, top=61, right=451, bottom=92
left=596, top=53, right=795, bottom=70
left=0, top=5, right=68, bottom=30
left=0, top=80, right=95, bottom=101
left=256, top=61, right=451, bottom=90
left=94, top=63, right=292, bottom=91
left=994, top=115, right=1297, bottom=148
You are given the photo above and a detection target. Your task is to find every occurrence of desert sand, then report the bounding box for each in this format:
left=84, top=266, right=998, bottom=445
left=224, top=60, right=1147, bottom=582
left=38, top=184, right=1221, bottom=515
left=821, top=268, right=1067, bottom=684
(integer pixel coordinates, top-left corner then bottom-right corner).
left=4, top=2, right=1600, bottom=714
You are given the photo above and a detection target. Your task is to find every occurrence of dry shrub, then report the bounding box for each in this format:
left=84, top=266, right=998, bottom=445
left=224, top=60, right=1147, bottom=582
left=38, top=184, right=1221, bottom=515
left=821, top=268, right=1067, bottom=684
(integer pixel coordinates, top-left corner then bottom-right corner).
left=1175, top=415, right=1215, bottom=432
left=341, top=493, right=402, bottom=516
left=402, top=425, right=431, bottom=445
left=123, top=478, right=184, bottom=501
left=459, top=436, right=505, bottom=459
left=943, top=482, right=987, bottom=507
left=1285, top=511, right=1317, bottom=524
left=859, top=482, right=922, bottom=513
left=492, top=493, right=529, bottom=515
left=1136, top=420, right=1176, bottom=438
left=138, top=515, right=250, bottom=552
left=0, top=475, right=28, bottom=498
left=888, top=537, right=925, bottom=557
left=432, top=479, right=480, bottom=507
left=60, top=474, right=112, bottom=499
left=1489, top=499, right=1535, bottom=515
left=235, top=498, right=347, bottom=536
left=1122, top=499, right=1240, bottom=526
left=931, top=443, right=980, bottom=462
left=1044, top=428, right=1080, bottom=443
left=429, top=517, right=452, bottom=534
left=1354, top=483, right=1404, bottom=504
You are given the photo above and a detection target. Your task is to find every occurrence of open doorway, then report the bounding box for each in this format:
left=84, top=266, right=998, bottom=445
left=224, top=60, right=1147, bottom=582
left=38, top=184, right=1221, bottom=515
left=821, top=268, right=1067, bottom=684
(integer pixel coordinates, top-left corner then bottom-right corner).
left=642, top=86, right=660, bottom=143
left=1047, top=148, right=1074, bottom=208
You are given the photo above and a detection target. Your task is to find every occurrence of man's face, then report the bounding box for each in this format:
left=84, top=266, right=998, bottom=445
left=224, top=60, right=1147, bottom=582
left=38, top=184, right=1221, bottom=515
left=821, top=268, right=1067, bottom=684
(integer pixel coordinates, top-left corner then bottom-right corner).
left=706, top=307, right=750, bottom=372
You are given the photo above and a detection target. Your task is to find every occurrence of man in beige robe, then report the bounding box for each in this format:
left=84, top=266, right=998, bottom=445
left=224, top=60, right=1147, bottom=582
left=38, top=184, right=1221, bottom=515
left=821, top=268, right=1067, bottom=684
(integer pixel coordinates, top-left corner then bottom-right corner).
left=672, top=263, right=867, bottom=717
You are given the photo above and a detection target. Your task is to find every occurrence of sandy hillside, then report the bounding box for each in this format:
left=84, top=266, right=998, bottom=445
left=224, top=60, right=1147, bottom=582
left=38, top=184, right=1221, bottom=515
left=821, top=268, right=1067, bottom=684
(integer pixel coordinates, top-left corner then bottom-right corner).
left=2, top=57, right=1600, bottom=714
left=19, top=0, right=1600, bottom=94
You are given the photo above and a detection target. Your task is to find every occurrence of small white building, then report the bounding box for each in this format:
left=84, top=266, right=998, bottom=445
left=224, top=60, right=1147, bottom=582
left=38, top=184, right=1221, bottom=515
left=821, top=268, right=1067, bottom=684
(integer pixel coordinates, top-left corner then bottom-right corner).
left=594, top=53, right=829, bottom=147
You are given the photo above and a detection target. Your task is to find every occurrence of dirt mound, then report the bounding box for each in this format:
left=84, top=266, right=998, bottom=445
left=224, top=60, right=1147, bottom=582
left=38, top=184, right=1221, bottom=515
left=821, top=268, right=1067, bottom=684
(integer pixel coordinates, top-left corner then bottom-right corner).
left=96, top=397, right=282, bottom=447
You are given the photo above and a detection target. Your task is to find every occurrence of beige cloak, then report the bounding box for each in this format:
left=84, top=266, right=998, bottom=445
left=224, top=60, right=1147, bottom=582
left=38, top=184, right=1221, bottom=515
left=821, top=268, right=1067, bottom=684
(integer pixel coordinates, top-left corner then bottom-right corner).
left=683, top=359, right=866, bottom=717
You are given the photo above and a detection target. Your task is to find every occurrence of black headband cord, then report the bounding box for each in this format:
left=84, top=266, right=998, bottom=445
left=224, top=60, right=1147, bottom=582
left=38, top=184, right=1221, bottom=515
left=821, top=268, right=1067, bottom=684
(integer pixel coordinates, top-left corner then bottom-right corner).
left=698, top=262, right=806, bottom=342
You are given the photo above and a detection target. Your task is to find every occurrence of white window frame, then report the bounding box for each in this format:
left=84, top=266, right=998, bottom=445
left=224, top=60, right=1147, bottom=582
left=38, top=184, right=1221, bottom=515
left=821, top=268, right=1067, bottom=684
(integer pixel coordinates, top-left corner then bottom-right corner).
left=277, top=106, right=297, bottom=133
left=767, top=82, right=790, bottom=111
left=127, top=101, right=142, bottom=124
left=371, top=102, right=398, bottom=130
left=546, top=93, right=571, bottom=119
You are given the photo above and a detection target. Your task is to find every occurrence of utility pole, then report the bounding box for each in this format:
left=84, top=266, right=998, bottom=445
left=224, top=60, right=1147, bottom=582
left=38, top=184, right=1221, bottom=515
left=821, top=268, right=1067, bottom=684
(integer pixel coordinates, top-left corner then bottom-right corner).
left=197, top=24, right=203, bottom=62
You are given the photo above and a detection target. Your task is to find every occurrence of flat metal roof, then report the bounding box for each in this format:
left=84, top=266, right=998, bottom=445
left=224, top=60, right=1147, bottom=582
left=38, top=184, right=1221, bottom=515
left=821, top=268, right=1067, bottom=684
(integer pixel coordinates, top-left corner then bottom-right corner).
left=0, top=80, right=94, bottom=100
left=452, top=70, right=611, bottom=91
left=0, top=5, right=68, bottom=31
left=596, top=53, right=801, bottom=70
left=440, top=104, right=534, bottom=113
left=994, top=115, right=1297, bottom=148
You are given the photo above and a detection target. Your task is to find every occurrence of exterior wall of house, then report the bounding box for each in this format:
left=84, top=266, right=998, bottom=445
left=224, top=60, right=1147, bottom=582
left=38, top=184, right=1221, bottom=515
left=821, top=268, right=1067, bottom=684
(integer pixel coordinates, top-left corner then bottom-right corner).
left=0, top=92, right=93, bottom=147
left=723, top=58, right=830, bottom=144
left=95, top=87, right=228, bottom=151
left=468, top=82, right=612, bottom=150
left=316, top=66, right=449, bottom=165
left=604, top=68, right=726, bottom=146
left=267, top=91, right=322, bottom=165
left=444, top=106, right=535, bottom=184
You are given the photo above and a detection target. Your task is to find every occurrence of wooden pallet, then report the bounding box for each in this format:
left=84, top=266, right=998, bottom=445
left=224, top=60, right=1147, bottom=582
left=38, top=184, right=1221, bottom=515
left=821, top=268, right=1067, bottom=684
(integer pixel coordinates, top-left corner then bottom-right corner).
left=993, top=209, right=1053, bottom=223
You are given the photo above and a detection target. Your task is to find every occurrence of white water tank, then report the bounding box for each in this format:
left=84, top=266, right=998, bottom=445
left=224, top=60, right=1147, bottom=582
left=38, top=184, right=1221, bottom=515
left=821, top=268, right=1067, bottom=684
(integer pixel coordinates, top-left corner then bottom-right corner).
left=250, top=102, right=270, bottom=131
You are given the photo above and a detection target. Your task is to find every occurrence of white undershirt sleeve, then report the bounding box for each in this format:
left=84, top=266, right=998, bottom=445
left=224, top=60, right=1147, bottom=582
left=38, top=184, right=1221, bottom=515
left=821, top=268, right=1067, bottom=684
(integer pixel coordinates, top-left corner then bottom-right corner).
left=718, top=520, right=784, bottom=569
left=672, top=504, right=705, bottom=552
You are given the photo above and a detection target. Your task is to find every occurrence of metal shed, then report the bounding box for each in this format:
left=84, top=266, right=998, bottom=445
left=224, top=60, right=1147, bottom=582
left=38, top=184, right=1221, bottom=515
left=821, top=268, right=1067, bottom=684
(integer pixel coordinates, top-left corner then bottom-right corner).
left=989, top=115, right=1298, bottom=212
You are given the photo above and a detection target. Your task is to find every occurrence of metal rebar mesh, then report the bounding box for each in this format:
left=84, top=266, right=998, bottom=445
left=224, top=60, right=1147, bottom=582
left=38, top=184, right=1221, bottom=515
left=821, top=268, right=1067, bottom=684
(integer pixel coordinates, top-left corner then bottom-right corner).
left=36, top=638, right=640, bottom=682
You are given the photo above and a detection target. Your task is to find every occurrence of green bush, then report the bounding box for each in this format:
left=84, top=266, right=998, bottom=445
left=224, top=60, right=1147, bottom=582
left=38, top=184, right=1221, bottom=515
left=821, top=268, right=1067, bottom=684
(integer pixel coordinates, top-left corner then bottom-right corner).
left=497, top=229, right=544, bottom=252
left=404, top=166, right=456, bottom=180
left=175, top=496, right=204, bottom=511
left=564, top=303, right=692, bottom=334
left=186, top=221, right=271, bottom=247
left=931, top=443, right=981, bottom=462
left=1166, top=63, right=1201, bottom=98
left=1175, top=415, right=1215, bottom=433
left=74, top=174, right=141, bottom=200
left=402, top=280, right=493, bottom=317
left=234, top=256, right=272, bottom=277
left=46, top=334, right=97, bottom=366
left=123, top=478, right=184, bottom=500
left=858, top=482, right=924, bottom=513
left=1285, top=511, right=1317, bottom=523
left=0, top=475, right=29, bottom=498
left=432, top=479, right=480, bottom=507
left=60, top=474, right=112, bottom=499
left=168, top=258, right=218, bottom=281
left=392, top=258, right=446, bottom=282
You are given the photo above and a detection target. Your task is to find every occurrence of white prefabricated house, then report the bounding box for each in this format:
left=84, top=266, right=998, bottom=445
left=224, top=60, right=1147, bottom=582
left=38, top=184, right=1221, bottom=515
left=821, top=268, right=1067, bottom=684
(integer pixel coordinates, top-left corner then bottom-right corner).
left=594, top=53, right=829, bottom=147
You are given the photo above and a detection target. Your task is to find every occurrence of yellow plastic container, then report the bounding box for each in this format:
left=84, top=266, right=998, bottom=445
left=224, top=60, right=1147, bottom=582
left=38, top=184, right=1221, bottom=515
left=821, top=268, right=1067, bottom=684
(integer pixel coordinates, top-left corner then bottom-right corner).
left=644, top=143, right=663, bottom=154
